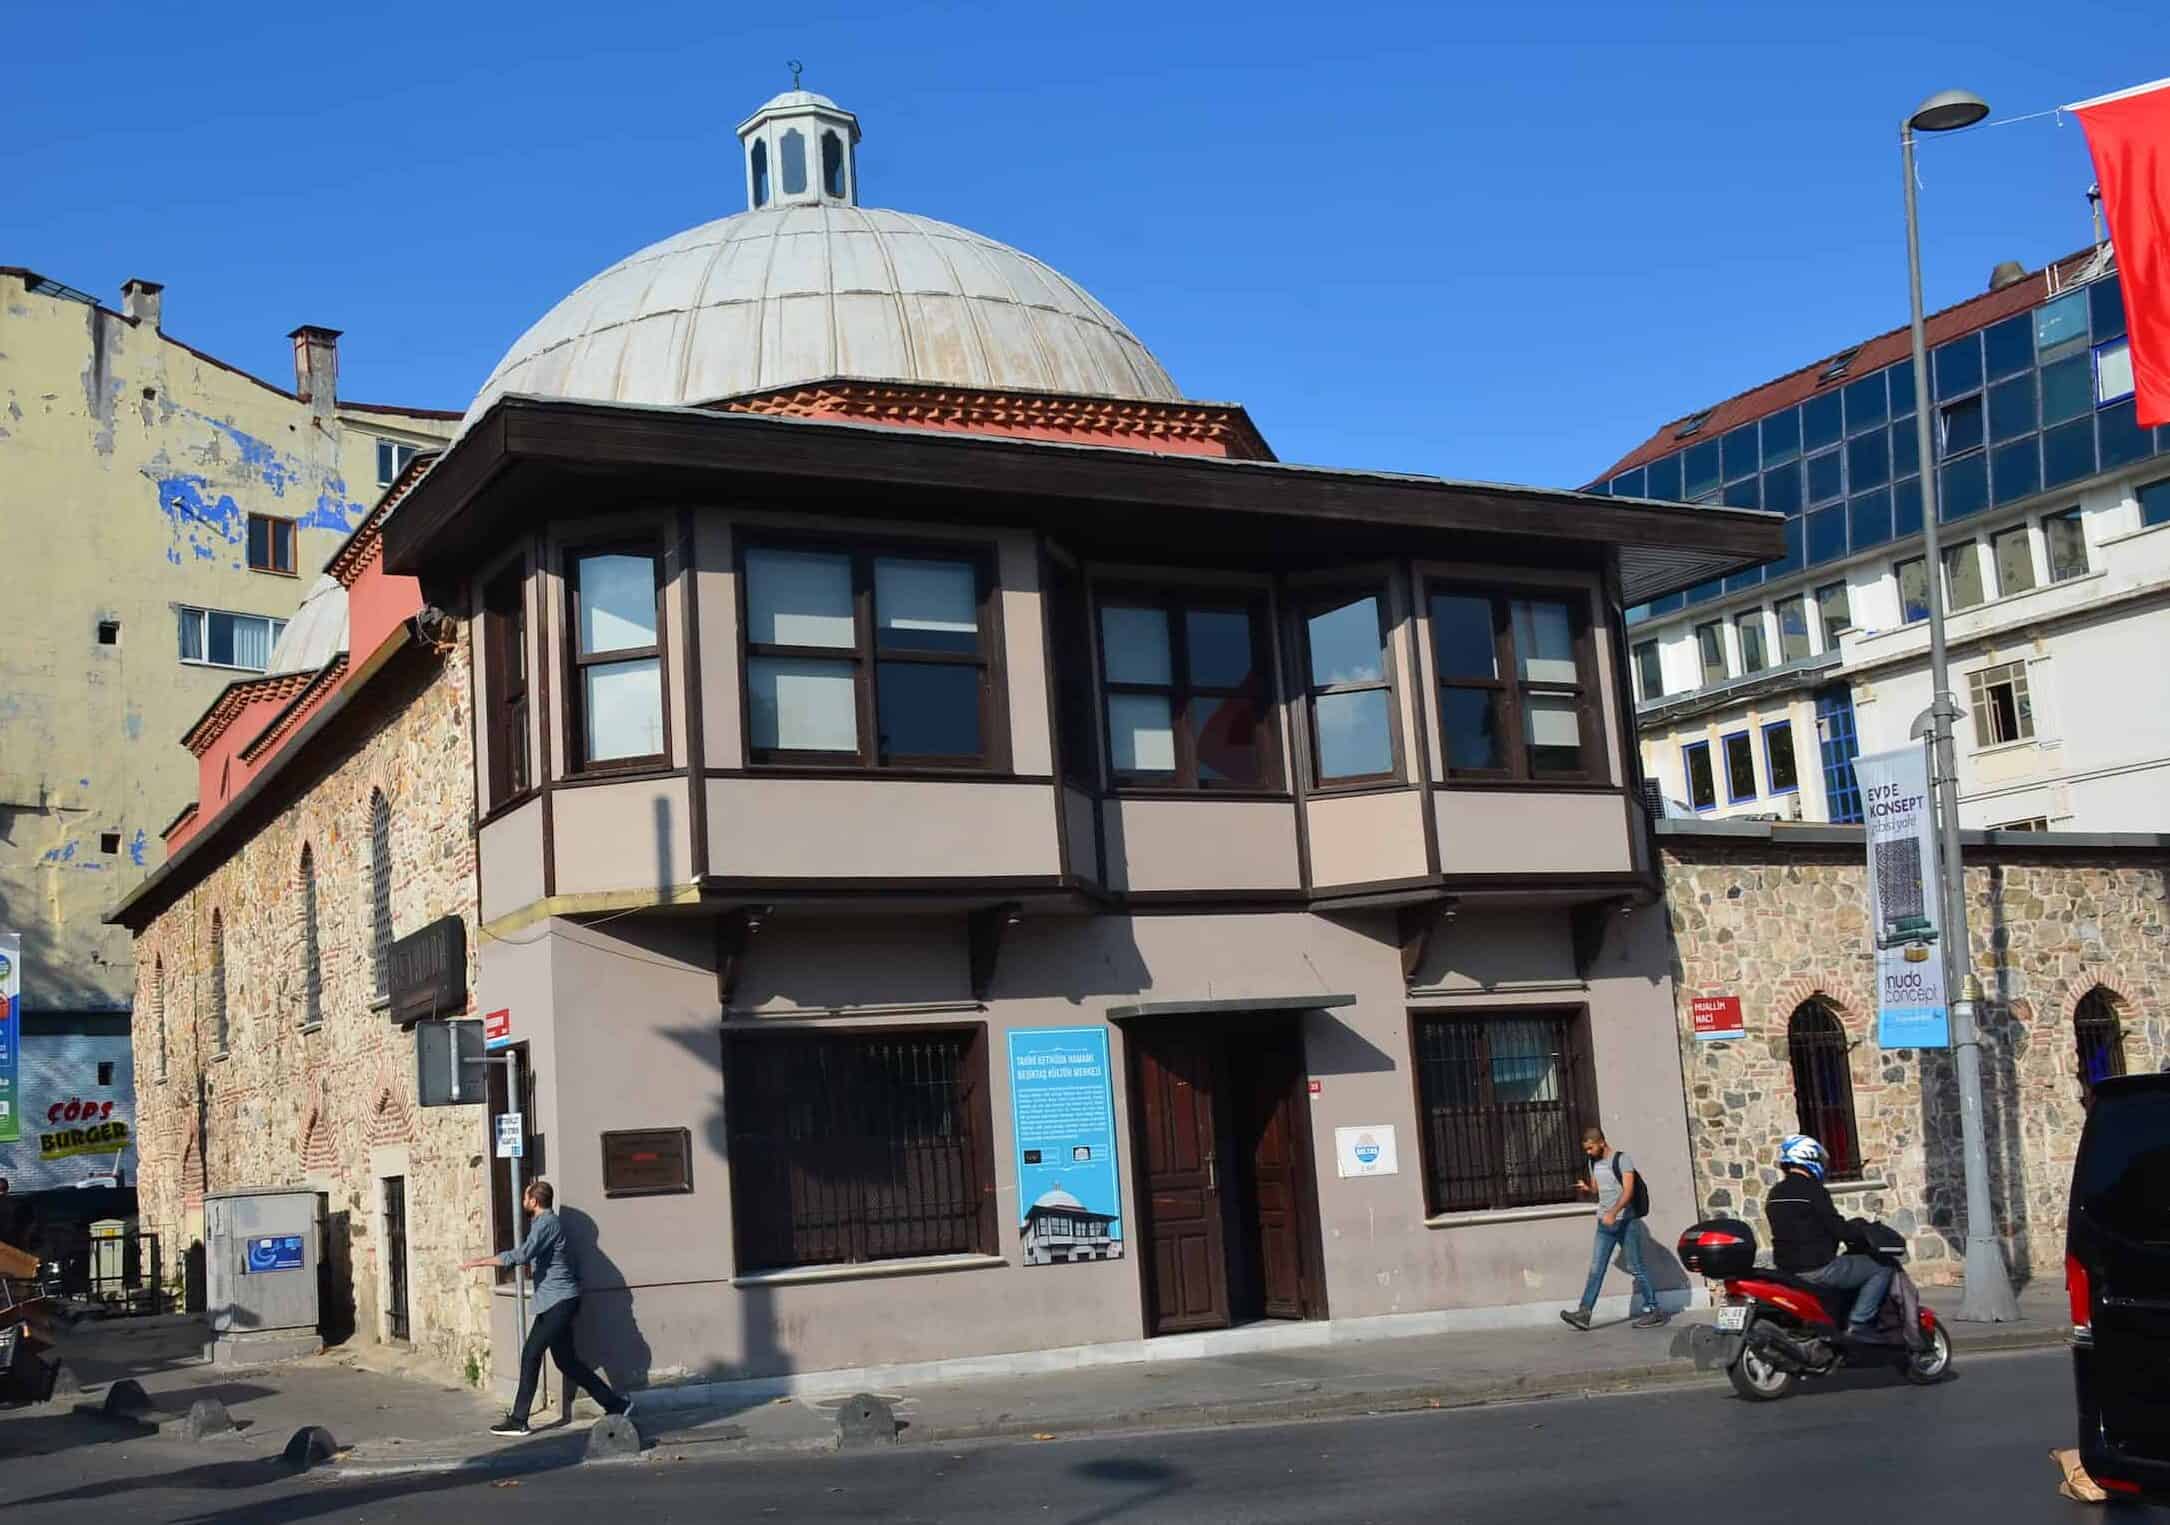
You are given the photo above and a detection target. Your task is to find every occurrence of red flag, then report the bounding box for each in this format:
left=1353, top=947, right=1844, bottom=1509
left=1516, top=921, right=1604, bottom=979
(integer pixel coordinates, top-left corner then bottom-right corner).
left=2071, top=78, right=2170, bottom=427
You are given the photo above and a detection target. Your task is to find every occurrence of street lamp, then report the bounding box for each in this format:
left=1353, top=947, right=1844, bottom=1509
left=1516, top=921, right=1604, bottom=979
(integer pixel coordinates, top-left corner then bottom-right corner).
left=1900, top=87, right=2020, bottom=1323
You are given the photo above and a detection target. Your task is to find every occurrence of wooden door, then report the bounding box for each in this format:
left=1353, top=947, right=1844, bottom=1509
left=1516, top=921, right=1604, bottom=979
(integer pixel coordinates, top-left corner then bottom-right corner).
left=1240, top=1031, right=1310, bottom=1320
left=1131, top=1027, right=1229, bottom=1334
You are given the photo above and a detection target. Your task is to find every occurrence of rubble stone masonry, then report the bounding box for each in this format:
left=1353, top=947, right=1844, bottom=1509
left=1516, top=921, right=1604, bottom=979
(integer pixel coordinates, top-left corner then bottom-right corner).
left=1662, top=827, right=2167, bottom=1284
left=129, top=639, right=491, bottom=1383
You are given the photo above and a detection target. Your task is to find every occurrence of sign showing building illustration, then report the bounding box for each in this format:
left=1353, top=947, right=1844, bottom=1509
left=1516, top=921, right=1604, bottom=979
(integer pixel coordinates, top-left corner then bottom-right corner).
left=1008, top=1028, right=1123, bottom=1265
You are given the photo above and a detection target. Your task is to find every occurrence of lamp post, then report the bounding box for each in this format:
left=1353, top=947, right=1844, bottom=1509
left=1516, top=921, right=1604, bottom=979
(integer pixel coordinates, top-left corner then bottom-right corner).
left=1900, top=88, right=2020, bottom=1323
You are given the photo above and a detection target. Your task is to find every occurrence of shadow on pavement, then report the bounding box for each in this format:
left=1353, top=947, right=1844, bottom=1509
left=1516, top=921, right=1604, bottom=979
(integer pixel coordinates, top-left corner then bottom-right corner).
left=1065, top=1456, right=1190, bottom=1525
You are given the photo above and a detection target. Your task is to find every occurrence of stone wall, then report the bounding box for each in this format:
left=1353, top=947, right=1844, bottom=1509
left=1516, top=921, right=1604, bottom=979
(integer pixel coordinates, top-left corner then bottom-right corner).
left=1662, top=828, right=2167, bottom=1284
left=129, top=638, right=492, bottom=1383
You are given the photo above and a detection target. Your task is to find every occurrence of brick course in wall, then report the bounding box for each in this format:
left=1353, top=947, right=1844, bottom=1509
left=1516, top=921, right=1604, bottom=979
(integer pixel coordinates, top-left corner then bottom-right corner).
left=1662, top=829, right=2167, bottom=1284
left=127, top=636, right=492, bottom=1383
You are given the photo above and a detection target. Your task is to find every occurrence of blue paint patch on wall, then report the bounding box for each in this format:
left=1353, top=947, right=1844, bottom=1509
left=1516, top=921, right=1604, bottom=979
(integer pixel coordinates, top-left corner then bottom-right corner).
left=129, top=830, right=148, bottom=867
left=166, top=547, right=182, bottom=565
left=41, top=841, right=77, bottom=864
left=195, top=414, right=297, bottom=497
left=153, top=472, right=245, bottom=567
left=299, top=481, right=365, bottom=532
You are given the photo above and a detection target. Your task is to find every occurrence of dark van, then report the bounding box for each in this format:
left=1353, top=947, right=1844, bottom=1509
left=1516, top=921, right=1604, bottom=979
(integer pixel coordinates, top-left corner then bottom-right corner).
left=2067, top=1072, right=2170, bottom=1501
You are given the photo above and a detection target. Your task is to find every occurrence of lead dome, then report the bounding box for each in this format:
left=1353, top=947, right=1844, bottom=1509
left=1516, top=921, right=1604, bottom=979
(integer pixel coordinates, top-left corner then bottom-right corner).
left=460, top=88, right=1180, bottom=430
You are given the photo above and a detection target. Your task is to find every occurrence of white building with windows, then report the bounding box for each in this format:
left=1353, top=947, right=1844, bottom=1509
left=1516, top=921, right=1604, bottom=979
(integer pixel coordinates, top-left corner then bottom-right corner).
left=1598, top=247, right=2170, bottom=832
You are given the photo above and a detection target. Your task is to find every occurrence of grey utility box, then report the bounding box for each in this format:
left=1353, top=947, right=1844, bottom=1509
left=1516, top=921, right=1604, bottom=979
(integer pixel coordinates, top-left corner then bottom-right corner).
left=204, top=1188, right=326, bottom=1366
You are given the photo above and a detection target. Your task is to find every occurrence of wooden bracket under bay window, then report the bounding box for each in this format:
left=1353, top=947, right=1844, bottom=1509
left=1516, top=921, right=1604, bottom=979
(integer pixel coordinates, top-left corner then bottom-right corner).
left=968, top=901, right=1024, bottom=1004
left=1397, top=898, right=1458, bottom=988
left=715, top=904, right=772, bottom=1010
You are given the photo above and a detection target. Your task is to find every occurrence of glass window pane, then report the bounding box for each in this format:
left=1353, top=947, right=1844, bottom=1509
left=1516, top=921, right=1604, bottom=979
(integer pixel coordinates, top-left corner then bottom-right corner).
left=1992, top=527, right=2036, bottom=596
left=1643, top=452, right=1682, bottom=499
left=232, top=616, right=271, bottom=670
left=1685, top=578, right=1725, bottom=606
left=2045, top=510, right=2090, bottom=580
left=2036, top=290, right=2088, bottom=355
left=1767, top=515, right=1805, bottom=579
left=2041, top=353, right=2091, bottom=426
left=877, top=662, right=981, bottom=757
left=1724, top=565, right=1766, bottom=594
left=1807, top=448, right=1843, bottom=505
left=1844, top=373, right=1888, bottom=434
left=2100, top=399, right=2152, bottom=471
left=1108, top=692, right=1175, bottom=774
left=1723, top=732, right=1756, bottom=801
left=1940, top=451, right=1989, bottom=521
left=780, top=127, right=808, bottom=195
left=1695, top=621, right=1727, bottom=685
left=1816, top=581, right=1851, bottom=645
left=1892, top=419, right=1920, bottom=478
left=1847, top=429, right=1890, bottom=492
left=1988, top=374, right=2036, bottom=443
left=1430, top=594, right=1497, bottom=680
left=179, top=609, right=204, bottom=661
left=1307, top=596, right=1383, bottom=686
left=1185, top=608, right=1256, bottom=689
left=1633, top=640, right=1664, bottom=698
left=2042, top=416, right=2095, bottom=488
left=1736, top=614, right=1768, bottom=674
left=2095, top=339, right=2135, bottom=404
left=1895, top=477, right=1925, bottom=538
left=1440, top=689, right=1506, bottom=773
left=1511, top=600, right=1578, bottom=683
left=745, top=548, right=851, bottom=649
left=1991, top=437, right=2041, bottom=505
left=875, top=558, right=977, bottom=654
left=1721, top=423, right=1760, bottom=482
left=1778, top=598, right=1812, bottom=662
left=1766, top=723, right=1799, bottom=792
left=1761, top=408, right=1801, bottom=466
left=1313, top=689, right=1392, bottom=779
left=2089, top=277, right=2126, bottom=342
left=1849, top=488, right=1893, bottom=551
left=1683, top=440, right=1722, bottom=498
left=749, top=656, right=857, bottom=753
left=1934, top=333, right=1982, bottom=400
left=2144, top=478, right=2170, bottom=529
left=1100, top=605, right=1172, bottom=686
left=1939, top=395, right=1984, bottom=458
left=1761, top=462, right=1802, bottom=515
left=1983, top=314, right=2034, bottom=380
left=1897, top=558, right=1931, bottom=623
left=1889, top=357, right=1917, bottom=417
left=1525, top=695, right=1584, bottom=775
left=1801, top=392, right=1843, bottom=453
left=1722, top=475, right=1760, bottom=510
left=208, top=611, right=237, bottom=667
left=1807, top=504, right=1848, bottom=565
left=1685, top=743, right=1716, bottom=810
left=577, top=553, right=658, bottom=654
left=1610, top=467, right=1646, bottom=498
left=1943, top=543, right=1985, bottom=610
left=583, top=657, right=665, bottom=761
left=1191, top=695, right=1266, bottom=785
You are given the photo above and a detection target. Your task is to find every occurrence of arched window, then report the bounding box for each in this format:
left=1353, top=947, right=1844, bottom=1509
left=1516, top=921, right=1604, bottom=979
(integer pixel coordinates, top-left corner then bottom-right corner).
left=1787, top=998, right=1861, bottom=1181
left=750, top=139, right=769, bottom=207
left=2075, top=987, right=2127, bottom=1106
left=210, top=911, right=229, bottom=1054
left=153, top=957, right=167, bottom=1080
left=370, top=791, right=393, bottom=997
left=300, top=845, right=323, bottom=1029
left=780, top=128, right=808, bottom=195
left=821, top=130, right=845, bottom=198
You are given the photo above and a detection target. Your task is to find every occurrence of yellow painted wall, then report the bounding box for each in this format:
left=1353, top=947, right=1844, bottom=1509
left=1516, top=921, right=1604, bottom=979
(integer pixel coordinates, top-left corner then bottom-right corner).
left=0, top=271, right=455, bottom=1013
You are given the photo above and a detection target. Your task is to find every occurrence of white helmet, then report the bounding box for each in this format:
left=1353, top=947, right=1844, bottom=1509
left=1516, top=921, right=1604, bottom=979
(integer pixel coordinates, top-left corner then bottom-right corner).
left=1779, top=1134, right=1828, bottom=1180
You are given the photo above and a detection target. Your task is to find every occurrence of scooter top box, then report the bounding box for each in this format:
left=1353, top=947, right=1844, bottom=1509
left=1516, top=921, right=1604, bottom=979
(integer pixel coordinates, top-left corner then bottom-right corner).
left=1678, top=1217, right=1758, bottom=1278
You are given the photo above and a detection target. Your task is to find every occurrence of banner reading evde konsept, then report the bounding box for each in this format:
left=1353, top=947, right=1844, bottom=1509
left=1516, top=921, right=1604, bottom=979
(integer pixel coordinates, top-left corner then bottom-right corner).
left=0, top=932, right=19, bottom=1144
left=1855, top=748, right=1950, bottom=1049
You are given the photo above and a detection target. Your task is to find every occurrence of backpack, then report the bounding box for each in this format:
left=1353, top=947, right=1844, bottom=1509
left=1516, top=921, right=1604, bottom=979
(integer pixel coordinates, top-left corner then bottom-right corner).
left=1611, top=1153, right=1651, bottom=1219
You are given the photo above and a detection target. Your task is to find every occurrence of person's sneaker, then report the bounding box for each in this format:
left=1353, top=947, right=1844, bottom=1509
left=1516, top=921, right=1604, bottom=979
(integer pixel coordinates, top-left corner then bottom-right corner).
left=1559, top=1308, right=1593, bottom=1331
left=1633, top=1310, right=1669, bottom=1328
left=488, top=1417, right=531, bottom=1437
left=1845, top=1323, right=1904, bottom=1347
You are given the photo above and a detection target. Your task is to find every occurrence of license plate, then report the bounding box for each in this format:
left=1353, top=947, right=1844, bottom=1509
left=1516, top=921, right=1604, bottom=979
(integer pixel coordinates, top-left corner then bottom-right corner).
left=1715, top=1305, right=1749, bottom=1332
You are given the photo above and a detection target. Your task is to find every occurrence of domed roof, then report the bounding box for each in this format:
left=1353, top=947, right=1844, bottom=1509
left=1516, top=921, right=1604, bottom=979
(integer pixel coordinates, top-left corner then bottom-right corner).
left=266, top=574, right=348, bottom=674
left=1029, top=1187, right=1085, bottom=1212
left=461, top=89, right=1180, bottom=430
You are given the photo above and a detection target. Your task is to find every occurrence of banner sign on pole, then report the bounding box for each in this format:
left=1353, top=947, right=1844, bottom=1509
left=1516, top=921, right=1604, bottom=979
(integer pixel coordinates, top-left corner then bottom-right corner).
left=0, top=933, right=19, bottom=1144
left=1856, top=747, right=1951, bottom=1049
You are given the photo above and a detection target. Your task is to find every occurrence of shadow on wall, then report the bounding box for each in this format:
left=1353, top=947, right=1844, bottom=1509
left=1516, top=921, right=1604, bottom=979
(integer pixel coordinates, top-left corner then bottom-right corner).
left=560, top=1206, right=653, bottom=1401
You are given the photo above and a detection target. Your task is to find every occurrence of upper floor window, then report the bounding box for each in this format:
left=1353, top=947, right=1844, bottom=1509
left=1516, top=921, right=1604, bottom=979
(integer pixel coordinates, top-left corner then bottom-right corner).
left=2142, top=476, right=2170, bottom=530
left=1967, top=661, right=2034, bottom=748
left=743, top=543, right=998, bottom=769
left=1632, top=640, right=1663, bottom=701
left=2045, top=508, right=2090, bottom=581
left=1991, top=525, right=2036, bottom=597
left=482, top=566, right=531, bottom=805
left=1735, top=612, right=1768, bottom=675
left=375, top=439, right=420, bottom=490
left=1683, top=739, right=1716, bottom=811
left=1430, top=589, right=1599, bottom=783
left=1693, top=620, right=1728, bottom=686
left=1098, top=593, right=1275, bottom=790
left=1776, top=596, right=1812, bottom=662
left=246, top=514, right=296, bottom=575
left=1895, top=557, right=1931, bottom=623
left=369, top=790, right=393, bottom=997
left=1943, top=540, right=1985, bottom=611
left=1814, top=581, right=1850, bottom=648
left=570, top=547, right=666, bottom=768
left=178, top=607, right=287, bottom=671
left=1764, top=720, right=1799, bottom=794
left=1296, top=592, right=1397, bottom=786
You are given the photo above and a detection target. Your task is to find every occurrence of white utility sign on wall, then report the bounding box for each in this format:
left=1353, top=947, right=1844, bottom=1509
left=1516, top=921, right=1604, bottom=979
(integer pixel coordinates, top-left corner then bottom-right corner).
left=1334, top=1125, right=1398, bottom=1179
left=495, top=1113, right=524, bottom=1159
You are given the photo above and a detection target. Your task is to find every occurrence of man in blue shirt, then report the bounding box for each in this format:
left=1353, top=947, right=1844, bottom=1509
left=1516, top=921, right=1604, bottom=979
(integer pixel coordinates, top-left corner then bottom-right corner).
left=462, top=1179, right=630, bottom=1436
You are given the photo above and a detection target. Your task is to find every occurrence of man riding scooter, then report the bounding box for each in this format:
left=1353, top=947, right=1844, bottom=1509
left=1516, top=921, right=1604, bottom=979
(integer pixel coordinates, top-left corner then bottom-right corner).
left=1764, top=1134, right=1904, bottom=1345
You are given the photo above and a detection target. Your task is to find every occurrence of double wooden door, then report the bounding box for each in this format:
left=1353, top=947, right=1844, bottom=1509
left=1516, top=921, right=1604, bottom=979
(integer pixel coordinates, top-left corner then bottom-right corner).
left=1128, top=1018, right=1324, bottom=1336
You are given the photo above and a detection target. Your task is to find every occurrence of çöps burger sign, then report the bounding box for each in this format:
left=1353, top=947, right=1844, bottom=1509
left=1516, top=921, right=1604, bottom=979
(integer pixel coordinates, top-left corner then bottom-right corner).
left=41, top=1096, right=132, bottom=1160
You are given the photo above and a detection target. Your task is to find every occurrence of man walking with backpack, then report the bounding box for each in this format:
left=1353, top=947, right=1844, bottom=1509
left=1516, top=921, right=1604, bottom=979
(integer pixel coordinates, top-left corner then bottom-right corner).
left=1561, top=1126, right=1666, bottom=1331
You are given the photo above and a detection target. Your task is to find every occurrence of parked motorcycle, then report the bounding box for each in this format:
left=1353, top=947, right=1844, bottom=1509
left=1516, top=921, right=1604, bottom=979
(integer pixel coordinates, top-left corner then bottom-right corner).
left=1678, top=1217, right=1953, bottom=1401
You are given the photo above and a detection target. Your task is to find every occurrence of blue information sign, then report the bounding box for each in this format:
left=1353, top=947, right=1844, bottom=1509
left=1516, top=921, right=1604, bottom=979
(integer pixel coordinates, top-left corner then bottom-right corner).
left=1008, top=1028, right=1124, bottom=1267
left=244, top=1235, right=305, bottom=1274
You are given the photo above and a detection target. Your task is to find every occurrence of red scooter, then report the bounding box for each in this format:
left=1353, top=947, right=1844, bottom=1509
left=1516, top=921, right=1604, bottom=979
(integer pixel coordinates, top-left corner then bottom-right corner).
left=1679, top=1218, right=1954, bottom=1401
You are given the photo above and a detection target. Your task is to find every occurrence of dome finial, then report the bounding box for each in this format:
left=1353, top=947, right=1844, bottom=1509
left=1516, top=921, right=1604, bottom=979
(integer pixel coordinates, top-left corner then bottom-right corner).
left=788, top=58, right=803, bottom=89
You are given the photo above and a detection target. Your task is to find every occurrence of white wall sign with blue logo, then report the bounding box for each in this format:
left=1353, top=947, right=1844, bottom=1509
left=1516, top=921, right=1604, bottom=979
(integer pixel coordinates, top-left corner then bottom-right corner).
left=243, top=1235, right=305, bottom=1274
left=1008, top=1028, right=1124, bottom=1266
left=1334, top=1124, right=1398, bottom=1179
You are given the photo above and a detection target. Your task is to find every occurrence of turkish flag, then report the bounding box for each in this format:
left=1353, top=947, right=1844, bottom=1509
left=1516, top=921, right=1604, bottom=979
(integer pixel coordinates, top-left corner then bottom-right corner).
left=2071, top=78, right=2170, bottom=427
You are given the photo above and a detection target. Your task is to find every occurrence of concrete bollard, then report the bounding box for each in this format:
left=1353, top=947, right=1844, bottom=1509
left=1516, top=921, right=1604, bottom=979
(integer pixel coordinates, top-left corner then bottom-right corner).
left=283, top=1426, right=340, bottom=1470
left=834, top=1392, right=897, bottom=1450
left=584, top=1413, right=642, bottom=1462
left=101, top=1379, right=153, bottom=1417
left=182, top=1397, right=234, bottom=1441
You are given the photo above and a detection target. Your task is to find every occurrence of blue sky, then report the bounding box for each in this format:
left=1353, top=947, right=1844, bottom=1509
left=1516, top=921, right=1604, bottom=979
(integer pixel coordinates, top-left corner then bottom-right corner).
left=8, top=0, right=2162, bottom=486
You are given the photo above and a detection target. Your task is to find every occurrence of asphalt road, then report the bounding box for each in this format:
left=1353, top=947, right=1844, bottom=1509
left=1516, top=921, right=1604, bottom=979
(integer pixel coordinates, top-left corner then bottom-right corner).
left=1, top=1348, right=2130, bottom=1524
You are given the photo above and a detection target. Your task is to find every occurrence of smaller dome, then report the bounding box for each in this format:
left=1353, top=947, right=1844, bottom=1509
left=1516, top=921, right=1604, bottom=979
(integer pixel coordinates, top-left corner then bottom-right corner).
left=1030, top=1187, right=1085, bottom=1212
left=267, top=574, right=349, bottom=674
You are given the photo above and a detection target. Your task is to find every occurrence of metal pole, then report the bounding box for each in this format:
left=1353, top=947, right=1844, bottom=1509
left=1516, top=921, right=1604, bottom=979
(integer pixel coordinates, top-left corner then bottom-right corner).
left=1901, top=122, right=2020, bottom=1322
left=505, top=1049, right=534, bottom=1394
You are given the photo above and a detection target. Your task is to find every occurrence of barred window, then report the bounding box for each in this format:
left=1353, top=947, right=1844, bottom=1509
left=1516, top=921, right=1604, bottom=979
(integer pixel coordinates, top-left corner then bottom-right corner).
left=1787, top=999, right=1861, bottom=1181
left=369, top=791, right=393, bottom=997
left=300, top=845, right=323, bottom=1029
left=725, top=1028, right=995, bottom=1272
left=210, top=911, right=229, bottom=1054
left=2075, top=987, right=2127, bottom=1107
left=1410, top=1010, right=1595, bottom=1214
left=153, top=957, right=167, bottom=1080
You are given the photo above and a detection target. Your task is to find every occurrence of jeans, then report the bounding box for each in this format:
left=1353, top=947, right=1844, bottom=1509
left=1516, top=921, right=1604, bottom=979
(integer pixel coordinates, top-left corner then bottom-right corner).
left=509, top=1297, right=626, bottom=1425
left=1801, top=1254, right=1895, bottom=1328
left=1578, top=1212, right=1658, bottom=1314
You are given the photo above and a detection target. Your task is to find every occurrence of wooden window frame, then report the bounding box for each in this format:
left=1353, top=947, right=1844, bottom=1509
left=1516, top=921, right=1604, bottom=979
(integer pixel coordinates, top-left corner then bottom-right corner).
left=1427, top=582, right=1605, bottom=786
left=1094, top=585, right=1283, bottom=795
left=246, top=513, right=297, bottom=576
left=482, top=563, right=532, bottom=807
left=1407, top=1006, right=1598, bottom=1215
left=1293, top=585, right=1403, bottom=792
left=564, top=537, right=671, bottom=775
left=723, top=1023, right=998, bottom=1274
left=1787, top=999, right=1863, bottom=1182
left=736, top=534, right=1009, bottom=773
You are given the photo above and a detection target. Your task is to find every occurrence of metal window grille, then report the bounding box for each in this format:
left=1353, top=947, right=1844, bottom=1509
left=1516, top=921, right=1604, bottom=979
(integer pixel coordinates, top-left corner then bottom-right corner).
left=1787, top=1001, right=1862, bottom=1181
left=153, top=960, right=167, bottom=1080
left=2075, top=988, right=2127, bottom=1106
left=369, top=792, right=393, bottom=996
left=727, top=1030, right=991, bottom=1272
left=383, top=1176, right=410, bottom=1342
left=210, top=913, right=228, bottom=1053
left=1411, top=1012, right=1591, bottom=1214
left=300, top=846, right=323, bottom=1029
